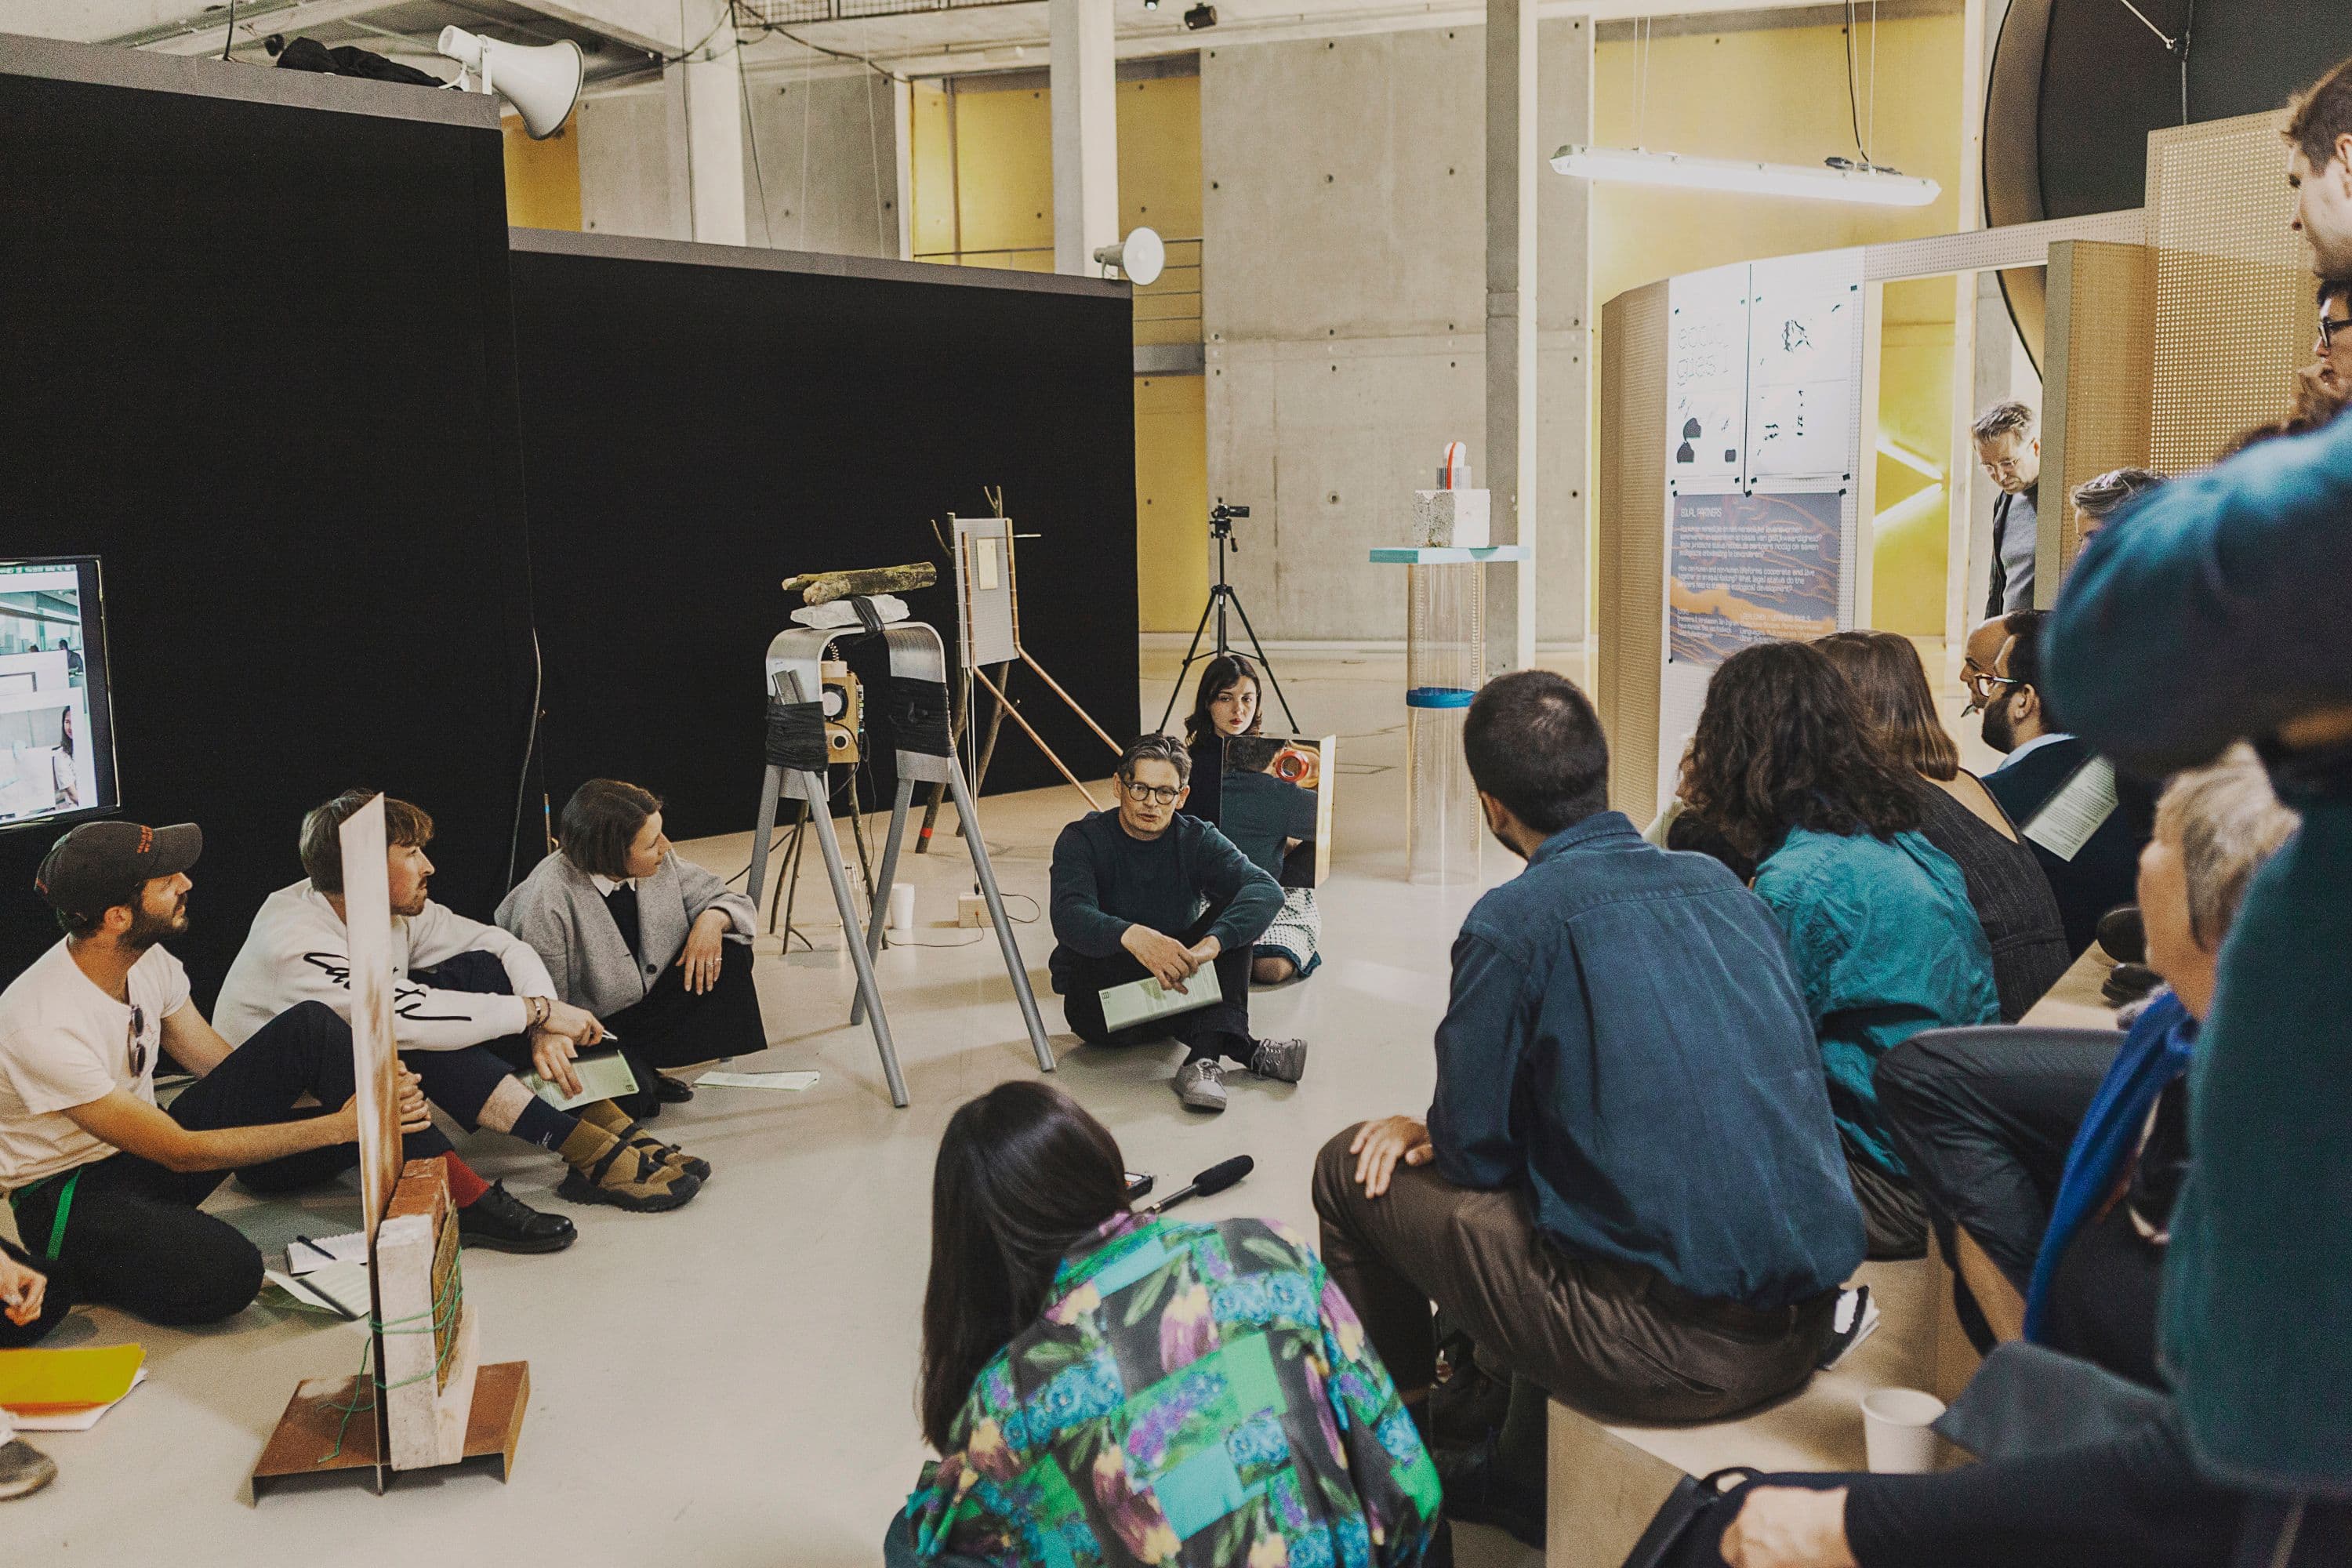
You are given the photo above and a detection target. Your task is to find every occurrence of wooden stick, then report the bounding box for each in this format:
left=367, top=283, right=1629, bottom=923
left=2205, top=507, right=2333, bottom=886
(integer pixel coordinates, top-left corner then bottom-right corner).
left=1019, top=648, right=1122, bottom=756
left=974, top=666, right=1102, bottom=810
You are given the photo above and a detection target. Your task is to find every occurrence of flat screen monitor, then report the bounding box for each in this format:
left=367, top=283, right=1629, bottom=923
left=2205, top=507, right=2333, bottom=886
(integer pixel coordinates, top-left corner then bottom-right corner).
left=0, top=557, right=118, bottom=832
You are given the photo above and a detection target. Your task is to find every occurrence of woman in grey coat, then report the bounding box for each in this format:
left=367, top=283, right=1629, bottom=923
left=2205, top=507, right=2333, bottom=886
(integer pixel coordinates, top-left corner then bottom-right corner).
left=498, top=780, right=764, bottom=1118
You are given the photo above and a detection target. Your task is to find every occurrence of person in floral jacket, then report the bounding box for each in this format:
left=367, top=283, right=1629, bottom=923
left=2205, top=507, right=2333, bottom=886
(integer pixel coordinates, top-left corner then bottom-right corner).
left=895, top=1081, right=1443, bottom=1568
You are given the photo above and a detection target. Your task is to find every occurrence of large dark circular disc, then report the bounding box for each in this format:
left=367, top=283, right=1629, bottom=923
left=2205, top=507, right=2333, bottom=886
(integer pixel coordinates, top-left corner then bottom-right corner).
left=1982, top=0, right=2352, bottom=371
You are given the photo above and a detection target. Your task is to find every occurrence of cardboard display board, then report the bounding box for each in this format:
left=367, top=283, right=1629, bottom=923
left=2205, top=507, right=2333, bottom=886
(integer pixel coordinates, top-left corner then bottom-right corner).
left=952, top=515, right=1018, bottom=669
left=339, top=797, right=405, bottom=1245
left=253, top=793, right=526, bottom=1497
left=1651, top=254, right=1867, bottom=804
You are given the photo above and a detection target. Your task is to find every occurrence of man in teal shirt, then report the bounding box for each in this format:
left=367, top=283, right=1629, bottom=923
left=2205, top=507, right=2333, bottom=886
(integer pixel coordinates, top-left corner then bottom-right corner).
left=2047, top=405, right=2352, bottom=1512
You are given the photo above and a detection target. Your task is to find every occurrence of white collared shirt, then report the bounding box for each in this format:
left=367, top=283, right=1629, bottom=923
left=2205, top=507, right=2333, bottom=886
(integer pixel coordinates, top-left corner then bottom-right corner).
left=588, top=873, right=637, bottom=897
left=1994, top=731, right=2075, bottom=772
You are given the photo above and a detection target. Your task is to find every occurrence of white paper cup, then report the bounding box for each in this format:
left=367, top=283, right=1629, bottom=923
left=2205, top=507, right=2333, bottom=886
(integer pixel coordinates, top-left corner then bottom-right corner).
left=1861, top=1388, right=1947, bottom=1474
left=888, top=881, right=916, bottom=938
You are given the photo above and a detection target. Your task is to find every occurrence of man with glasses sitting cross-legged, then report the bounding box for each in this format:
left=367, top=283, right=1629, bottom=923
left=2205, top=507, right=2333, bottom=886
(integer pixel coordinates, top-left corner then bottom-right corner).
left=1047, top=734, right=1301, bottom=1113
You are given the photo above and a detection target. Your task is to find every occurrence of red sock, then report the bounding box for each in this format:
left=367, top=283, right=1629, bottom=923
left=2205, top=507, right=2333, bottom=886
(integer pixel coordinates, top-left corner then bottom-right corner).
left=444, top=1152, right=492, bottom=1208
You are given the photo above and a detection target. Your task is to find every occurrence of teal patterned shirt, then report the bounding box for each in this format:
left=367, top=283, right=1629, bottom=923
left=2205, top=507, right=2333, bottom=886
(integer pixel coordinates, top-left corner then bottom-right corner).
left=905, top=1213, right=1443, bottom=1568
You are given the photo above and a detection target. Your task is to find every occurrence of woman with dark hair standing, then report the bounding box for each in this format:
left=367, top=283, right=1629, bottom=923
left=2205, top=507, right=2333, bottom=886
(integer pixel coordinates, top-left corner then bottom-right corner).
left=497, top=779, right=764, bottom=1120
left=1816, top=631, right=2068, bottom=1021
left=894, top=1081, right=1443, bottom=1567
left=1682, top=641, right=1998, bottom=1258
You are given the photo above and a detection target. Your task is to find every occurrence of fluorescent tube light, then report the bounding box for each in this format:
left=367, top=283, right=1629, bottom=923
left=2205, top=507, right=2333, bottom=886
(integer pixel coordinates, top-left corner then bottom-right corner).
left=1875, top=435, right=1945, bottom=481
left=1551, top=145, right=1940, bottom=208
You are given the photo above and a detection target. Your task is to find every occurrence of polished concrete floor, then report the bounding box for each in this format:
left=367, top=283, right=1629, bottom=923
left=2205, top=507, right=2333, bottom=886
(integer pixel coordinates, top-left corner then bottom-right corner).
left=5, top=647, right=1583, bottom=1566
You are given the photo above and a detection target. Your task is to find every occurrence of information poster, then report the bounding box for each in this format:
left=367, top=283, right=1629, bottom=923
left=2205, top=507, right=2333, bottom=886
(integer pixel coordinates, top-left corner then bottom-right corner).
left=1666, top=267, right=1750, bottom=485
left=1668, top=491, right=1843, bottom=666
left=1745, top=261, right=1860, bottom=483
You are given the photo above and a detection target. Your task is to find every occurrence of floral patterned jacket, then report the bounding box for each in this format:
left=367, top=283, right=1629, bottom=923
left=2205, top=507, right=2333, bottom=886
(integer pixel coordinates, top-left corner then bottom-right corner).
left=905, top=1212, right=1443, bottom=1567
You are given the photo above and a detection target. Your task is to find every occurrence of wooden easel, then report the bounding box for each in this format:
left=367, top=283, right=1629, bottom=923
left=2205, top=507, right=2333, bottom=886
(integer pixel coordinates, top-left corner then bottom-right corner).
left=915, top=503, right=1123, bottom=852
left=252, top=796, right=528, bottom=1499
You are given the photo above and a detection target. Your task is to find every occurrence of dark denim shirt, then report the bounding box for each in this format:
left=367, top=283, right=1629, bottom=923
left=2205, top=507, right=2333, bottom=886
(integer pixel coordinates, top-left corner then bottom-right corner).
left=1427, top=812, right=1864, bottom=1308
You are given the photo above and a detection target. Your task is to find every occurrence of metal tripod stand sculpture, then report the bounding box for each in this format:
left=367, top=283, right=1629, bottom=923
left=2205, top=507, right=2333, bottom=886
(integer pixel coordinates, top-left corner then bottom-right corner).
left=748, top=619, right=1054, bottom=1108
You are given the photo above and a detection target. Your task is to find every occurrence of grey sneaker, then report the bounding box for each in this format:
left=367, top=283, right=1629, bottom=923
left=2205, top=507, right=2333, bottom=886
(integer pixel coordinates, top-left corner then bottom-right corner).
left=0, top=1438, right=57, bottom=1501
left=1174, top=1058, right=1229, bottom=1112
left=1248, top=1037, right=1309, bottom=1083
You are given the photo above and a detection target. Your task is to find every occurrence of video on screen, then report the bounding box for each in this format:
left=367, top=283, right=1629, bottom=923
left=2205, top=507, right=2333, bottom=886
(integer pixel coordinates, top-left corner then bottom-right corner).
left=0, top=558, right=118, bottom=831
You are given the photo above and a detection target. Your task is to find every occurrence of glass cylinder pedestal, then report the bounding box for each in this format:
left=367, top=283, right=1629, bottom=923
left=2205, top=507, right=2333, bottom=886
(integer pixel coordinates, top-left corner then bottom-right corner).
left=1371, top=546, right=1527, bottom=885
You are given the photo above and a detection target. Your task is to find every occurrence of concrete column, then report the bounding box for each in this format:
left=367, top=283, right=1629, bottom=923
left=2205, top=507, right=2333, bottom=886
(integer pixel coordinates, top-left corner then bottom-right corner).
left=1050, top=0, right=1119, bottom=276
left=1485, top=0, right=1538, bottom=673
left=662, top=2, right=746, bottom=247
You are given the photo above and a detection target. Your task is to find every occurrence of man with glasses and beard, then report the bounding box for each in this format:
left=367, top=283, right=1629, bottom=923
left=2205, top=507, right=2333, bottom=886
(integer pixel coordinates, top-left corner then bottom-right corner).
left=1975, top=613, right=2153, bottom=956
left=1047, top=734, right=1298, bottom=1112
left=0, top=821, right=441, bottom=1340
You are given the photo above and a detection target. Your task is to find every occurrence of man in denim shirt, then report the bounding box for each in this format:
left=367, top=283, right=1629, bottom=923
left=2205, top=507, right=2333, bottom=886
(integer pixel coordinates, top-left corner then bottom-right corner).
left=1312, top=673, right=1864, bottom=1538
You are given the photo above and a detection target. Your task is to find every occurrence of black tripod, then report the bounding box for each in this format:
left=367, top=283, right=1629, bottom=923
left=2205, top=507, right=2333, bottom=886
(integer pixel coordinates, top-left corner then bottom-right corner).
left=1156, top=501, right=1301, bottom=735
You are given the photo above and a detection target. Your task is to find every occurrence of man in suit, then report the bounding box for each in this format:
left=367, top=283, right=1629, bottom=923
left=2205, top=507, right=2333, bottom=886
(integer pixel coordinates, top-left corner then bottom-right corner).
left=1975, top=401, right=2042, bottom=615
left=1977, top=611, right=2151, bottom=956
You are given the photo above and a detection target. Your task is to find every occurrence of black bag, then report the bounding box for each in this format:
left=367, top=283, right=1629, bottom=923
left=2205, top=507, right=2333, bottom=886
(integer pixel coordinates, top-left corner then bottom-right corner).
left=1620, top=1466, right=1759, bottom=1568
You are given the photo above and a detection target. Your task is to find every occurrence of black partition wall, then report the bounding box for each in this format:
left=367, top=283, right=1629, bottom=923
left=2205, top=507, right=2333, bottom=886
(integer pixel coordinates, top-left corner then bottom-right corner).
left=0, top=38, right=540, bottom=996
left=507, top=231, right=1142, bottom=840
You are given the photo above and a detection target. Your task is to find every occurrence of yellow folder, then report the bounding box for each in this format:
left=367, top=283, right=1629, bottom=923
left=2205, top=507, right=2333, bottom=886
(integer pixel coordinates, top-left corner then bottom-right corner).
left=0, top=1343, right=145, bottom=1412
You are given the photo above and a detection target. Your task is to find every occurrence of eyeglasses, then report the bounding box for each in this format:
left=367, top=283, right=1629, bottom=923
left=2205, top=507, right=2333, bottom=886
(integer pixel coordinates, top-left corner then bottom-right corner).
left=2321, top=314, right=2352, bottom=354
left=1962, top=671, right=2023, bottom=715
left=125, top=1005, right=148, bottom=1080
left=1120, top=779, right=1183, bottom=806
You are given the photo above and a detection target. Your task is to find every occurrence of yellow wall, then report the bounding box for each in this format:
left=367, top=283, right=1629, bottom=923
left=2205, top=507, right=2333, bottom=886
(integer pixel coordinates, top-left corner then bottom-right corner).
left=502, top=111, right=583, bottom=232
left=1873, top=278, right=1955, bottom=633
left=1593, top=15, right=1963, bottom=634
left=907, top=71, right=1207, bottom=629
left=1135, top=375, right=1210, bottom=631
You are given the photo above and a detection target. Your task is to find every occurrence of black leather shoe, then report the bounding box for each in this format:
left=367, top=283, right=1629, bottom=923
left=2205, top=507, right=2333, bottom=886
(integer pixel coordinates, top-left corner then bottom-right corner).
left=653, top=1072, right=695, bottom=1104
left=1434, top=1436, right=1545, bottom=1550
left=457, top=1181, right=578, bottom=1254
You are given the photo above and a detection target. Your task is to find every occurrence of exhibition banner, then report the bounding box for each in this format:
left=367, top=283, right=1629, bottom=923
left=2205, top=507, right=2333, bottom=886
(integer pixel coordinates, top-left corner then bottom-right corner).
left=1668, top=490, right=1842, bottom=667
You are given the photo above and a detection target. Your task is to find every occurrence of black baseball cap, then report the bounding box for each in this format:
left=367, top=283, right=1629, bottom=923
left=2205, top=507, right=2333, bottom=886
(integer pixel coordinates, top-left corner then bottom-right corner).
left=36, top=820, right=203, bottom=923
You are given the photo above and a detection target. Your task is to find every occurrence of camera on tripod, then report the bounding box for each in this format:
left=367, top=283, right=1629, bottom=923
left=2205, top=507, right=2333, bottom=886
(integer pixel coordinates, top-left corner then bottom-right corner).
left=1155, top=499, right=1298, bottom=734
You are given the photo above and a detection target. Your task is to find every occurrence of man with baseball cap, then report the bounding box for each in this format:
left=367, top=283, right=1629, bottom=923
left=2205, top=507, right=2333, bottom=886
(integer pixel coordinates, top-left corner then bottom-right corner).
left=0, top=819, right=445, bottom=1337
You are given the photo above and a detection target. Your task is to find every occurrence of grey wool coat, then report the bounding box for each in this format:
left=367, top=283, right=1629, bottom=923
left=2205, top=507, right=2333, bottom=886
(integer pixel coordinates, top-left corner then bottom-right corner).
left=495, top=850, right=758, bottom=1017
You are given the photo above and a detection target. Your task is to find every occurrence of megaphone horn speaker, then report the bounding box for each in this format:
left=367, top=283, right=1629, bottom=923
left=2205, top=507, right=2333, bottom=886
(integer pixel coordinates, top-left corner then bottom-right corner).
left=437, top=25, right=584, bottom=140
left=1092, top=227, right=1166, bottom=288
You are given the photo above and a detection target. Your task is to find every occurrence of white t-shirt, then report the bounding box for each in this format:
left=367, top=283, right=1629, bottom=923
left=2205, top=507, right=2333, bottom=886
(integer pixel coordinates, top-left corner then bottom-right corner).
left=0, top=939, right=191, bottom=1192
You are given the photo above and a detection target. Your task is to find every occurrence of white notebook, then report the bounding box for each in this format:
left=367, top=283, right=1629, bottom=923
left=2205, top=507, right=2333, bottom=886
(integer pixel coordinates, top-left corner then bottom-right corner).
left=1099, top=964, right=1224, bottom=1033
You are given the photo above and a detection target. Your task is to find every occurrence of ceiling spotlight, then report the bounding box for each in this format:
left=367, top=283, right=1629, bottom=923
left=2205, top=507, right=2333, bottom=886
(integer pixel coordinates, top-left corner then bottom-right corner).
left=1144, top=0, right=1157, bottom=9
left=1183, top=4, right=1217, bottom=29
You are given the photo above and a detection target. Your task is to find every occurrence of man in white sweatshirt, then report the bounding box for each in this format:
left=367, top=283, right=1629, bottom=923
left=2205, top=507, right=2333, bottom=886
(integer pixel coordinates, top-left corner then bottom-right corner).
left=216, top=791, right=708, bottom=1218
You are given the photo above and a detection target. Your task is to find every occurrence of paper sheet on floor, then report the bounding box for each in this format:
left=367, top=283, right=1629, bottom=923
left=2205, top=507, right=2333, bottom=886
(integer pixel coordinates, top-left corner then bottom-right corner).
left=8, top=1368, right=148, bottom=1432
left=0, top=1342, right=145, bottom=1413
left=262, top=1263, right=371, bottom=1321
left=694, top=1070, right=821, bottom=1091
left=285, top=1231, right=366, bottom=1275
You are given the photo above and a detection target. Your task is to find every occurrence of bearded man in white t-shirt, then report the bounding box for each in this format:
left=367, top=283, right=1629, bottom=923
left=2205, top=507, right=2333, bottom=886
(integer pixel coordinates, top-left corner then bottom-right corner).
left=0, top=820, right=440, bottom=1336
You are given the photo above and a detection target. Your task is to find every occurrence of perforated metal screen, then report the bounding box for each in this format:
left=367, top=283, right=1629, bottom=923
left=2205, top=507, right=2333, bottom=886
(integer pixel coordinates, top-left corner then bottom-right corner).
left=2147, top=113, right=2320, bottom=472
